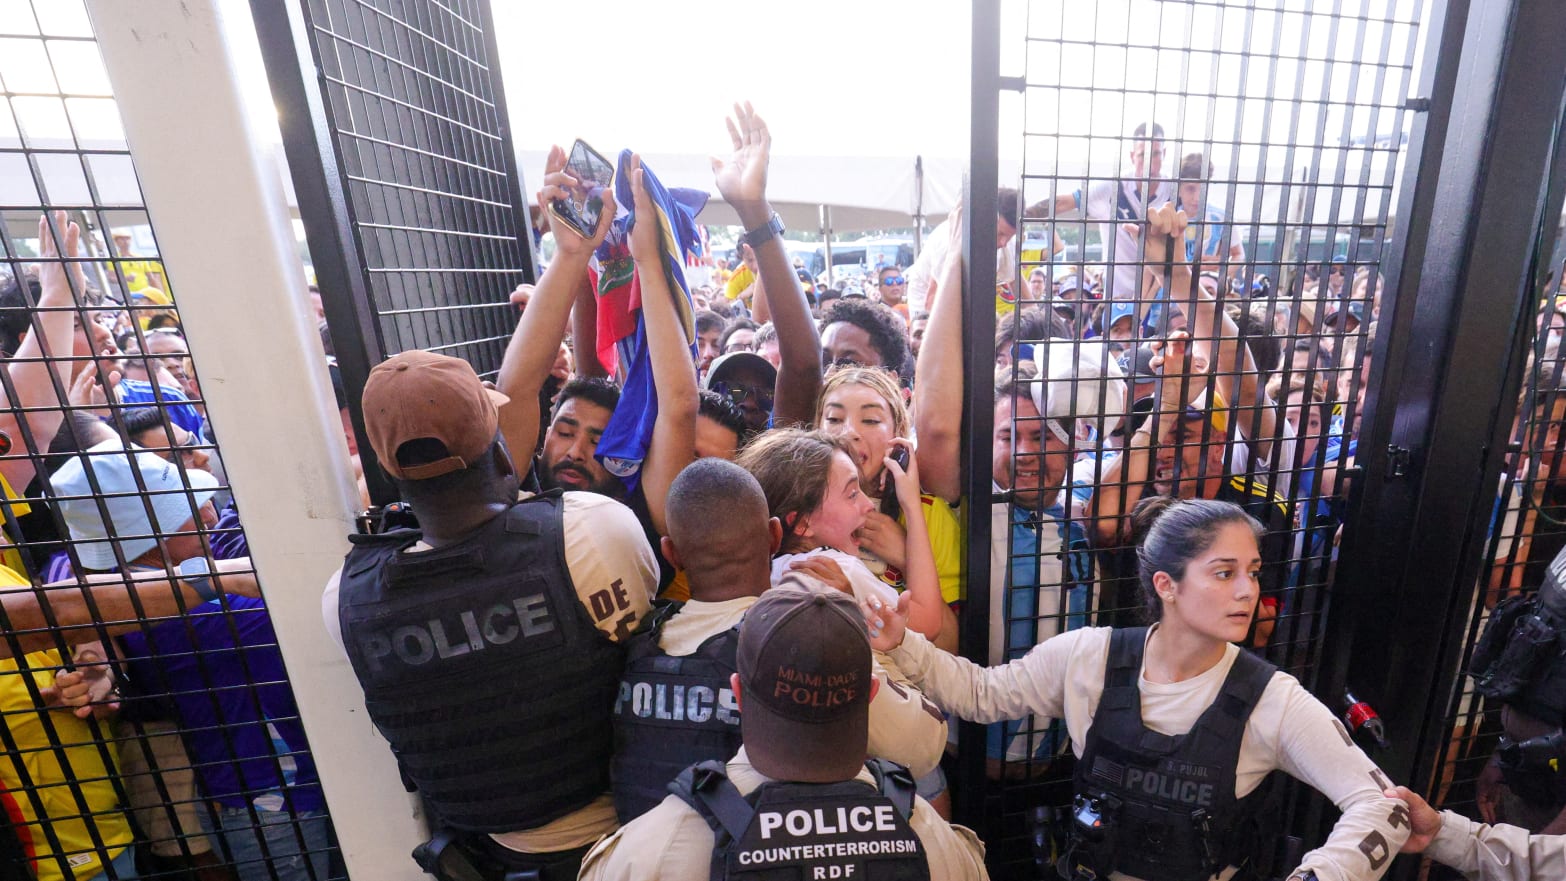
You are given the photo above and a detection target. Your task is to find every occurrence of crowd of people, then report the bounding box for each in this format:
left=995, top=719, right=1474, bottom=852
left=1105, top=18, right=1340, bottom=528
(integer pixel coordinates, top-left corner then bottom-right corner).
left=1, top=96, right=1564, bottom=881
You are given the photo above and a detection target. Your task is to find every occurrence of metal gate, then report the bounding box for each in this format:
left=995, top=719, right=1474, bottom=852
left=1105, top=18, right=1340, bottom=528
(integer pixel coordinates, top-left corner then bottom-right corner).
left=963, top=0, right=1566, bottom=878
left=0, top=2, right=341, bottom=879
left=250, top=0, right=537, bottom=505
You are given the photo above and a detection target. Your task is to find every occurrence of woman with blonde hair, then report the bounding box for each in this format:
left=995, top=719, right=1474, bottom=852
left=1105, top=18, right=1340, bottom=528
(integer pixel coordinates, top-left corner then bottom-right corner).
left=815, top=365, right=961, bottom=652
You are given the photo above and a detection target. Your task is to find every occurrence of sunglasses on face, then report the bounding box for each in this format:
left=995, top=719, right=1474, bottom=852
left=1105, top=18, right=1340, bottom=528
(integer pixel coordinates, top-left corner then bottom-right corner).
left=880, top=277, right=905, bottom=286
left=712, top=380, right=773, bottom=412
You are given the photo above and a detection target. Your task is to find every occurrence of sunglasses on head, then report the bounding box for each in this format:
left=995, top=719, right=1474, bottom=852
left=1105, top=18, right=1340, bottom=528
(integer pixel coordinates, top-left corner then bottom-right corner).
left=880, top=276, right=905, bottom=286
left=712, top=380, right=773, bottom=412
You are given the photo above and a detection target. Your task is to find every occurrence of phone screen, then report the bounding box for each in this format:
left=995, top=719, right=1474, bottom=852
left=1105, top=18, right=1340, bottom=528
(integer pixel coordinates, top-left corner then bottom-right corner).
left=552, top=139, right=616, bottom=239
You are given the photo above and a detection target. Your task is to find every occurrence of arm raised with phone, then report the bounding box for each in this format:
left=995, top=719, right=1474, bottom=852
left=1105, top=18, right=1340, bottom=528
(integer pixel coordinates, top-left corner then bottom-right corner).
left=497, top=144, right=617, bottom=466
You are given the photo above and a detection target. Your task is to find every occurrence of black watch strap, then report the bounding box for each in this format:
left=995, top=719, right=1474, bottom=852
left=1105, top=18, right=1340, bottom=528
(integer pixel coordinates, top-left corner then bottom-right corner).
left=740, top=213, right=783, bottom=249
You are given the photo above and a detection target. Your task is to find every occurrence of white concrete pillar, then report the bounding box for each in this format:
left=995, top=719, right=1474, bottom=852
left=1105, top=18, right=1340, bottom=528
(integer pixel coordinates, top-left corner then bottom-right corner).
left=85, top=2, right=426, bottom=877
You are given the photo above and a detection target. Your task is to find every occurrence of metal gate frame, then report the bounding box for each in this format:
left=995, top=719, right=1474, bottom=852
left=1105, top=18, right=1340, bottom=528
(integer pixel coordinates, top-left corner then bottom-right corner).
left=960, top=2, right=1566, bottom=878
left=1318, top=0, right=1566, bottom=863
left=250, top=0, right=537, bottom=507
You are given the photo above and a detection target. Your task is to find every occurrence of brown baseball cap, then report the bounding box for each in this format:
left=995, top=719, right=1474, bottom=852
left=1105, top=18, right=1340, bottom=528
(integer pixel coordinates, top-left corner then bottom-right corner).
left=361, top=350, right=509, bottom=480
left=737, top=584, right=873, bottom=783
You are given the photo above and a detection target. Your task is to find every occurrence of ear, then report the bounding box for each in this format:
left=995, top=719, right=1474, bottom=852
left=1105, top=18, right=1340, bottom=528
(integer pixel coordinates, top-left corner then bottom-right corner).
left=661, top=535, right=684, bottom=570
left=766, top=517, right=784, bottom=555
left=1152, top=570, right=1177, bottom=601
left=730, top=672, right=743, bottom=711
left=792, top=512, right=814, bottom=544
left=494, top=439, right=517, bottom=478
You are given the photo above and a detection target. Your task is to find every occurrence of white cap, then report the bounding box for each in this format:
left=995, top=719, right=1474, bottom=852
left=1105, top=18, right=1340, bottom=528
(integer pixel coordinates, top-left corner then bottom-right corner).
left=1031, top=342, right=1127, bottom=446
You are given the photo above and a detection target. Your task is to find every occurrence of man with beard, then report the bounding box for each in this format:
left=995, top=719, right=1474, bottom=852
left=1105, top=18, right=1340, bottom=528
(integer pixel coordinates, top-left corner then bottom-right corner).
left=536, top=377, right=625, bottom=497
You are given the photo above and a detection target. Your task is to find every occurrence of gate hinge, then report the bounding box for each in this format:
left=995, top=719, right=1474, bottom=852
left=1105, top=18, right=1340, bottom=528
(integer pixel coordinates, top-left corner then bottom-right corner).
left=998, top=75, right=1027, bottom=93
left=1404, top=97, right=1431, bottom=112
left=1385, top=444, right=1413, bottom=478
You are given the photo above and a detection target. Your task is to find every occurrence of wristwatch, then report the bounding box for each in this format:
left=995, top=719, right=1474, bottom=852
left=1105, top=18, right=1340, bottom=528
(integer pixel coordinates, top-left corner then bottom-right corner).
left=739, top=212, right=784, bottom=249
left=177, top=556, right=218, bottom=603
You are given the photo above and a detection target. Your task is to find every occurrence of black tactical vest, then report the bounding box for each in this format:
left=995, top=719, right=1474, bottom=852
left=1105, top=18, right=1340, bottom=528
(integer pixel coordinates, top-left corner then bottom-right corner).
left=1066, top=627, right=1278, bottom=881
left=670, top=758, right=931, bottom=881
left=337, top=494, right=625, bottom=832
left=612, top=601, right=745, bottom=822
left=1471, top=543, right=1566, bottom=725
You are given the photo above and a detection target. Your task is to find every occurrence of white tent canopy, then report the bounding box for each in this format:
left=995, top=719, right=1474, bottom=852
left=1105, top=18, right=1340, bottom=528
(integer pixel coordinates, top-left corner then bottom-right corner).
left=517, top=149, right=968, bottom=234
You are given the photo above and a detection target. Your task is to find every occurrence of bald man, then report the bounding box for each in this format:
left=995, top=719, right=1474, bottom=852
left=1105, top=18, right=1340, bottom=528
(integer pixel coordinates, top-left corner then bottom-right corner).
left=610, top=459, right=783, bottom=822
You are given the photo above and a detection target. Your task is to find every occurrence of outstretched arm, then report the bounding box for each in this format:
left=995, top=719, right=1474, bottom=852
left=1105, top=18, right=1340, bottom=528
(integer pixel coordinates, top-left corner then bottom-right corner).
left=628, top=155, right=698, bottom=536
left=1, top=213, right=85, bottom=490
left=0, top=558, right=263, bottom=659
left=1088, top=334, right=1192, bottom=547
left=496, top=146, right=616, bottom=460
left=912, top=208, right=965, bottom=505
left=712, top=103, right=820, bottom=427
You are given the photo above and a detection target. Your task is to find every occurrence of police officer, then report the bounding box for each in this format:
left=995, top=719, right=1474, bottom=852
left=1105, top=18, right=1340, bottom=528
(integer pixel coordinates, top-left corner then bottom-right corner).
left=1388, top=785, right=1565, bottom=881
left=322, top=350, right=658, bottom=879
left=866, top=499, right=1410, bottom=881
left=1468, top=544, right=1566, bottom=834
left=611, top=458, right=781, bottom=821
left=580, top=584, right=990, bottom=880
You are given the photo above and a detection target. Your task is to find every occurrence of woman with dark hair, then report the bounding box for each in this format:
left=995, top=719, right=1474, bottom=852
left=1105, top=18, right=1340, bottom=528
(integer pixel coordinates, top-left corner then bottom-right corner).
left=864, top=498, right=1409, bottom=881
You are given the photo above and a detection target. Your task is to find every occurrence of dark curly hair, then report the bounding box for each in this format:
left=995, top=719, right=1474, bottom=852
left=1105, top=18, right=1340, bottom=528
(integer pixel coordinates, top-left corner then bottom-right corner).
left=697, top=389, right=749, bottom=442
left=552, top=376, right=621, bottom=420
left=819, top=297, right=910, bottom=375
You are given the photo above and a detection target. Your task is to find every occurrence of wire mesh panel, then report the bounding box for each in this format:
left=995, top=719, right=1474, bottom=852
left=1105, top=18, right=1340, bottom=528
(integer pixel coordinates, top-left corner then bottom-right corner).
left=1424, top=232, right=1566, bottom=848
left=977, top=0, right=1426, bottom=874
left=0, top=2, right=340, bottom=879
left=289, top=0, right=534, bottom=372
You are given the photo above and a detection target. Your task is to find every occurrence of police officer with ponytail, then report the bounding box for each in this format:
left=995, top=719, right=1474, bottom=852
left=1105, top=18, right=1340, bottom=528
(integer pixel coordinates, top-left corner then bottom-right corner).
left=866, top=498, right=1411, bottom=881
left=322, top=350, right=658, bottom=880
left=581, top=583, right=989, bottom=880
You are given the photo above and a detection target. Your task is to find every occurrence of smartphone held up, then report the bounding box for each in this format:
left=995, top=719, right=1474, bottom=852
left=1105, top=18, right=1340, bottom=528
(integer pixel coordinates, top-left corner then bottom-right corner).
left=549, top=139, right=616, bottom=239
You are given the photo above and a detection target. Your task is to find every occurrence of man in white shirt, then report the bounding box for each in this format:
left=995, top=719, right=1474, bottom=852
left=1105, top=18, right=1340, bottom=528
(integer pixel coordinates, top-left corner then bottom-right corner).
left=1049, top=121, right=1176, bottom=302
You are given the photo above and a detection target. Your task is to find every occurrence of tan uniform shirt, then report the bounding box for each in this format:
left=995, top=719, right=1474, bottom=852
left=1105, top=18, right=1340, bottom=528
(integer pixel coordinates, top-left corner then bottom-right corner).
left=889, top=627, right=1410, bottom=881
left=659, top=596, right=758, bottom=656
left=322, top=491, right=658, bottom=853
left=577, top=747, right=990, bottom=880
left=772, top=551, right=948, bottom=778
left=1427, top=810, right=1566, bottom=881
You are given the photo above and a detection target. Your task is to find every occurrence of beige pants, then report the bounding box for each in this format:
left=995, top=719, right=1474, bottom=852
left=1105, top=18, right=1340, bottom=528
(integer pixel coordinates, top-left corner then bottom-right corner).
left=115, top=718, right=214, bottom=857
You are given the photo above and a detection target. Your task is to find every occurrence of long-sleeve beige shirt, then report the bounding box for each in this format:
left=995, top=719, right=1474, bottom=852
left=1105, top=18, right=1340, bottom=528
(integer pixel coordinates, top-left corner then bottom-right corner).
left=1426, top=810, right=1566, bottom=881
left=887, top=626, right=1410, bottom=881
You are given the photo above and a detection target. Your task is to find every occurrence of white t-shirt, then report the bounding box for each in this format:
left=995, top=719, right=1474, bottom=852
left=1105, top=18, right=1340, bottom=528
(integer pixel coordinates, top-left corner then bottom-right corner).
left=905, top=216, right=1016, bottom=314
left=321, top=490, right=659, bottom=854
left=889, top=626, right=1410, bottom=881
left=1068, top=179, right=1176, bottom=301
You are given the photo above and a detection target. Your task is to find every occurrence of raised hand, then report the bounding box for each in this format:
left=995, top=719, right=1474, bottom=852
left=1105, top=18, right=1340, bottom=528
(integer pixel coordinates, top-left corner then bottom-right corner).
left=711, top=102, right=771, bottom=222
left=539, top=144, right=615, bottom=259
left=38, top=211, right=84, bottom=298
left=1123, top=203, right=1189, bottom=269
left=627, top=154, right=661, bottom=266
left=1149, top=331, right=1196, bottom=426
